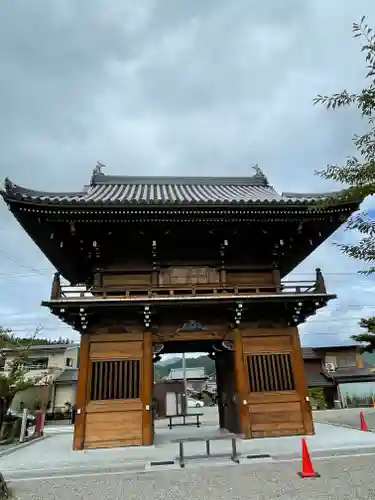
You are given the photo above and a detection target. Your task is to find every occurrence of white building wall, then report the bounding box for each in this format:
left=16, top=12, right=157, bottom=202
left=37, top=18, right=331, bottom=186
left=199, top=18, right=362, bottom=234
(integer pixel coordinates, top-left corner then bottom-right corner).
left=11, top=386, right=52, bottom=412
left=49, top=347, right=79, bottom=369
left=54, top=384, right=76, bottom=409
left=4, top=345, right=79, bottom=372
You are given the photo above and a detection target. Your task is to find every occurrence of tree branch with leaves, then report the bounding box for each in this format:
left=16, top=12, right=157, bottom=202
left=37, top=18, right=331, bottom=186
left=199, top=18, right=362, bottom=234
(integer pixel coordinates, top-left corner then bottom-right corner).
left=314, top=16, right=375, bottom=352
left=0, top=325, right=44, bottom=434
left=314, top=17, right=375, bottom=272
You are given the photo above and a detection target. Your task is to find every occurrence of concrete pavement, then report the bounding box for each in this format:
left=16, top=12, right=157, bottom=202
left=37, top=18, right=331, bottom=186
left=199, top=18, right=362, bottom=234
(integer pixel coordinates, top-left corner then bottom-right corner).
left=4, top=406, right=375, bottom=483
left=313, top=407, right=375, bottom=431
left=5, top=407, right=375, bottom=499
left=3, top=419, right=375, bottom=480
left=8, top=453, right=375, bottom=500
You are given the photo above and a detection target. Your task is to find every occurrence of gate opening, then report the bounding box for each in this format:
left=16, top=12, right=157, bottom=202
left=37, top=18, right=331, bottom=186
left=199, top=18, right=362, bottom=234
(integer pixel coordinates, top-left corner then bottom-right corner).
left=152, top=339, right=240, bottom=445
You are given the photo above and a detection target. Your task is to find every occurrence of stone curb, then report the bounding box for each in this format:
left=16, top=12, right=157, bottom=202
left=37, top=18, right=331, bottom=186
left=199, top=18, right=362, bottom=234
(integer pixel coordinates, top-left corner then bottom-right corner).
left=0, top=434, right=49, bottom=458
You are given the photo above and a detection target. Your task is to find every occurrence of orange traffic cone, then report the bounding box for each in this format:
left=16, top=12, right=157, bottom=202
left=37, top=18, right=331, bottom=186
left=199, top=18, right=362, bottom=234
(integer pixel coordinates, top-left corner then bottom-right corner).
left=360, top=412, right=369, bottom=432
left=298, top=438, right=320, bottom=478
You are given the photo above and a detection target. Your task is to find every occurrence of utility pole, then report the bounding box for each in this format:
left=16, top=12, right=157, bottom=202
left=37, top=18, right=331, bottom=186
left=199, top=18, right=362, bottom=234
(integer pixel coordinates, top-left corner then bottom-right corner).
left=182, top=352, right=188, bottom=414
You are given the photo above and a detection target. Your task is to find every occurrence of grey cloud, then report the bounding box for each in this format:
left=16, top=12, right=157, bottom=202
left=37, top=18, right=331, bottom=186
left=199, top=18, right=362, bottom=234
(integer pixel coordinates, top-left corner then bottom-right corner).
left=1, top=0, right=375, bottom=343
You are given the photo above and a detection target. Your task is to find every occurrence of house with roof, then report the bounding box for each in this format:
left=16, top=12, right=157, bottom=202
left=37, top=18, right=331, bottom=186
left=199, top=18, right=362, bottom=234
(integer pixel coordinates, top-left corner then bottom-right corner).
left=1, top=343, right=79, bottom=416
left=166, top=367, right=208, bottom=393
left=205, top=372, right=217, bottom=394
left=303, top=345, right=375, bottom=408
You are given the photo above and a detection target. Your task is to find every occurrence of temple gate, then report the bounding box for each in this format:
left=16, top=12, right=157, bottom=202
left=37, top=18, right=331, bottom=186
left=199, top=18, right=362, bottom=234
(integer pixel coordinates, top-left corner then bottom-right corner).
left=0, top=165, right=361, bottom=449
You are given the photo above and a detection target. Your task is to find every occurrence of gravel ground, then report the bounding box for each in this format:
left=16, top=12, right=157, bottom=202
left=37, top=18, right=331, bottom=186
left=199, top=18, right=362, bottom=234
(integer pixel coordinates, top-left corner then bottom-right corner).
left=8, top=454, right=375, bottom=500
left=313, top=408, right=375, bottom=431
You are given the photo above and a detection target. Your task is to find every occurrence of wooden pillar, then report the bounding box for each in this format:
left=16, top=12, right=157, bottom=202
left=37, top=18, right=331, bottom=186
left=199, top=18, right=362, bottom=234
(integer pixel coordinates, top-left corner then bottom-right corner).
left=216, top=352, right=228, bottom=429
left=73, top=333, right=90, bottom=450
left=142, top=331, right=153, bottom=445
left=50, top=272, right=61, bottom=299
left=233, top=329, right=250, bottom=438
left=272, top=266, right=281, bottom=291
left=219, top=269, right=226, bottom=285
left=290, top=327, right=314, bottom=435
left=315, top=267, right=327, bottom=293
left=356, top=352, right=364, bottom=368
left=215, top=354, right=225, bottom=429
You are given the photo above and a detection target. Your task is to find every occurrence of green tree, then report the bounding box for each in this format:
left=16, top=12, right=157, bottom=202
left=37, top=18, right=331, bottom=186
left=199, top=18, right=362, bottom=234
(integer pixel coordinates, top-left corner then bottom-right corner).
left=0, top=326, right=44, bottom=433
left=351, top=318, right=375, bottom=354
left=314, top=17, right=375, bottom=353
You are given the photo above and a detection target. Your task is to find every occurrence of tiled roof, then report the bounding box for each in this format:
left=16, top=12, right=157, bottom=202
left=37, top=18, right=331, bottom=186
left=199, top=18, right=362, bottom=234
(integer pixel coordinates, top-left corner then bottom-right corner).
left=168, top=367, right=207, bottom=380
left=1, top=343, right=79, bottom=354
left=313, top=344, right=359, bottom=351
left=55, top=368, right=78, bottom=384
left=302, top=348, right=323, bottom=360
left=306, top=372, right=335, bottom=387
left=329, top=367, right=375, bottom=381
left=0, top=170, right=341, bottom=207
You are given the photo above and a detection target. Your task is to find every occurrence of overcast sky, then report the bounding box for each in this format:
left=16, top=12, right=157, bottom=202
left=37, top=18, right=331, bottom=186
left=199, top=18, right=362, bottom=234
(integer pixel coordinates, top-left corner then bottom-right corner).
left=1, top=0, right=375, bottom=349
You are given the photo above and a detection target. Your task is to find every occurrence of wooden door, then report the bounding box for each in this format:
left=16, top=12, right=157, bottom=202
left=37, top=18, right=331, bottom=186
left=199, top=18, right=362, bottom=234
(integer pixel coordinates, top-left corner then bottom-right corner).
left=216, top=350, right=239, bottom=433
left=242, top=333, right=310, bottom=438
left=83, top=333, right=153, bottom=449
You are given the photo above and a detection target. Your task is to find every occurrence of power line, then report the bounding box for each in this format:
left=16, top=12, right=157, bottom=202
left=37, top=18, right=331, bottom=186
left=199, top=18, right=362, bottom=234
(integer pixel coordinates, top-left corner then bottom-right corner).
left=0, top=238, right=375, bottom=280
left=0, top=273, right=49, bottom=279
left=0, top=248, right=49, bottom=275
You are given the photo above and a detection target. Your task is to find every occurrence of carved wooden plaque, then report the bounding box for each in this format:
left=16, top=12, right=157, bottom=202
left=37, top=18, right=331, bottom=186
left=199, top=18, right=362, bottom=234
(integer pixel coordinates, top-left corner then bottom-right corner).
left=178, top=320, right=207, bottom=332
left=160, top=266, right=219, bottom=285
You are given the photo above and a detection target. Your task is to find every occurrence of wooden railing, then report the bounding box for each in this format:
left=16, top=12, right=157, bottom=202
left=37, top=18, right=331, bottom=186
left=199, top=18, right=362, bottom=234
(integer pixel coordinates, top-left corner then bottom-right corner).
left=50, top=269, right=327, bottom=300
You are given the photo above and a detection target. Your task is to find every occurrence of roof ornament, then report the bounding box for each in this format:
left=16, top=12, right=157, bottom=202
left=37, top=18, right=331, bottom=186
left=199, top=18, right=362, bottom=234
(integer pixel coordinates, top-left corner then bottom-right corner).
left=90, top=161, right=106, bottom=185
left=252, top=164, right=269, bottom=186
left=93, top=161, right=105, bottom=175
left=4, top=177, right=15, bottom=192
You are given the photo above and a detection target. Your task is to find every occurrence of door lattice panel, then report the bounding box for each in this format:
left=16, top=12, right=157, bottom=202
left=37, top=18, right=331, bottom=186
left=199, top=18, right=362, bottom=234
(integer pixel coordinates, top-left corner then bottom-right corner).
left=90, top=359, right=140, bottom=401
left=247, top=353, right=295, bottom=392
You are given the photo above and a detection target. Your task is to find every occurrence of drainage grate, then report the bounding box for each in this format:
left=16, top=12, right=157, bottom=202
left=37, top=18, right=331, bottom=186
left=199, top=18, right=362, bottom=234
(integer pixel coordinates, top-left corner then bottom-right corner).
left=150, top=460, right=175, bottom=466
left=246, top=454, right=271, bottom=459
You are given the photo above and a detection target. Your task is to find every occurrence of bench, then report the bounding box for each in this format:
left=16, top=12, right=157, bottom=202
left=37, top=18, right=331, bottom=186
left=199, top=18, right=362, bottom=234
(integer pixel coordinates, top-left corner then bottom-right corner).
left=167, top=413, right=203, bottom=430
left=171, top=433, right=243, bottom=468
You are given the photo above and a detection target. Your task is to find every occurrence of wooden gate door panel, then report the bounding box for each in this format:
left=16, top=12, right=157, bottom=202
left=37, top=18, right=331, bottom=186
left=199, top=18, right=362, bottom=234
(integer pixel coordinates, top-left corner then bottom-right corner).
left=83, top=335, right=152, bottom=449
left=85, top=400, right=143, bottom=449
left=243, top=334, right=306, bottom=438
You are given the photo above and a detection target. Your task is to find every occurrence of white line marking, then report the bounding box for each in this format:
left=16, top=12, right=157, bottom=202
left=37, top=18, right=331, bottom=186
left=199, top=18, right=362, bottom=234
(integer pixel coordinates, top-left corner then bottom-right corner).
left=2, top=462, right=146, bottom=474
left=276, top=451, right=375, bottom=463
left=7, top=468, right=147, bottom=482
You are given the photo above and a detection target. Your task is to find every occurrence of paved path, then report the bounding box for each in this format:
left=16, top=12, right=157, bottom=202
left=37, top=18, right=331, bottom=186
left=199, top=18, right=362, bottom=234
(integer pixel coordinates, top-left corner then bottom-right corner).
left=313, top=408, right=375, bottom=431
left=3, top=421, right=375, bottom=480
left=8, top=453, right=375, bottom=500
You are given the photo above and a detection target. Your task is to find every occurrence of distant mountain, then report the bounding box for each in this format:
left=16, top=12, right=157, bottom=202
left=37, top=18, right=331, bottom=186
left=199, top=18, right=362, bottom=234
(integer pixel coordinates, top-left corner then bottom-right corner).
left=157, top=356, right=181, bottom=366
left=154, top=351, right=375, bottom=381
left=155, top=354, right=215, bottom=378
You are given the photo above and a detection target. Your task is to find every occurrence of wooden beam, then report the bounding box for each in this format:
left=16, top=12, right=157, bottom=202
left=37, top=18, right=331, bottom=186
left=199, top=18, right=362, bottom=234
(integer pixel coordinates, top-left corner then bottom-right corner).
left=142, top=331, right=153, bottom=445
left=152, top=331, right=225, bottom=342
left=73, top=333, right=90, bottom=450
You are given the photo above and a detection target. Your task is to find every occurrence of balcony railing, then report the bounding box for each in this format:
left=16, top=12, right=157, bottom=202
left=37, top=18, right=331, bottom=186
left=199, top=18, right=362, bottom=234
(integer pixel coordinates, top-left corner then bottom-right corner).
left=50, top=268, right=327, bottom=301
